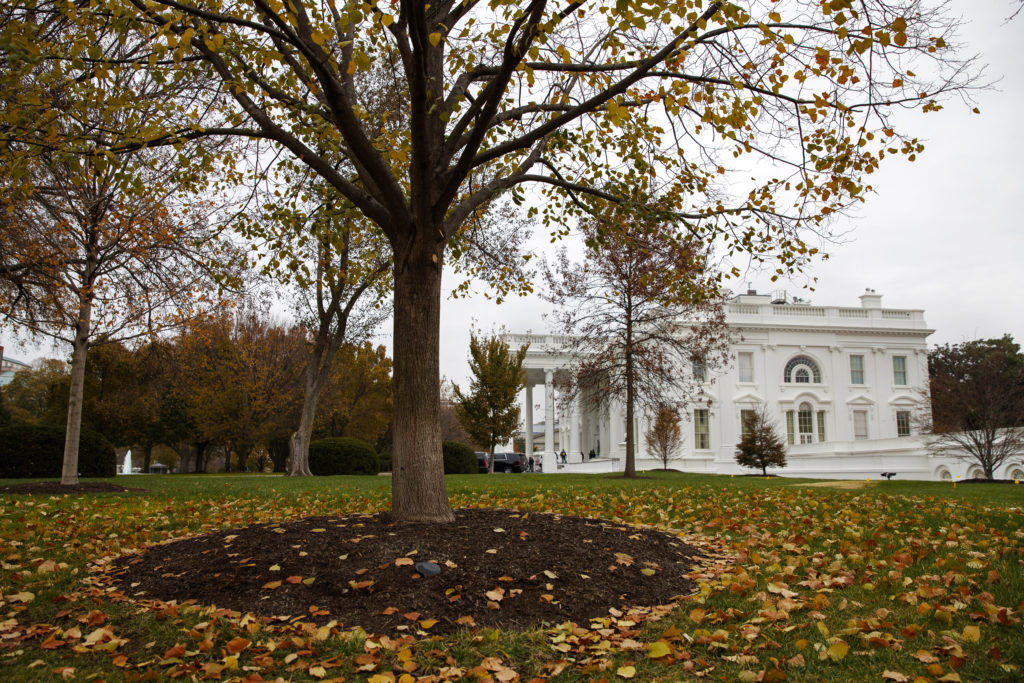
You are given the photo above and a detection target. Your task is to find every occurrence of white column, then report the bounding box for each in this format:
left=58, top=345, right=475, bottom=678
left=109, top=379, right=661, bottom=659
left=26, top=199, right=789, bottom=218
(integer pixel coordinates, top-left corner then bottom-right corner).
left=543, top=370, right=556, bottom=472
left=568, top=398, right=581, bottom=460
left=524, top=384, right=534, bottom=457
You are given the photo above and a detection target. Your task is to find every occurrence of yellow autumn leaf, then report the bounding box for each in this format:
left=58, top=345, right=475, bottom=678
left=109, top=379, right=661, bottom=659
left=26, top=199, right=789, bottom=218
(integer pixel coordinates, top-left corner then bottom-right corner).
left=647, top=641, right=671, bottom=659
left=962, top=625, right=980, bottom=643
left=428, top=32, right=442, bottom=46
left=419, top=619, right=438, bottom=629
left=827, top=640, right=849, bottom=660
left=616, top=665, right=636, bottom=678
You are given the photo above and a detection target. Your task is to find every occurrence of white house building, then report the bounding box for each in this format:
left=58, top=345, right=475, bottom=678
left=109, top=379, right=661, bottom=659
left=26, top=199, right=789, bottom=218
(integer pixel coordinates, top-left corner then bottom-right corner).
left=505, top=289, right=1024, bottom=481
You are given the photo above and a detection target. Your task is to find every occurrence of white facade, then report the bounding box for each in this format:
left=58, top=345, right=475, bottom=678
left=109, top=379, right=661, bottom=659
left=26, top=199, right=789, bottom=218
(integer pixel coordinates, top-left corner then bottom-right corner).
left=506, top=290, right=1024, bottom=481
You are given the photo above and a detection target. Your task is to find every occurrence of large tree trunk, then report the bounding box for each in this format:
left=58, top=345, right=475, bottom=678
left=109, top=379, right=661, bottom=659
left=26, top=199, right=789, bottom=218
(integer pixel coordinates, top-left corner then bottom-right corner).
left=61, top=296, right=93, bottom=485
left=390, top=244, right=454, bottom=523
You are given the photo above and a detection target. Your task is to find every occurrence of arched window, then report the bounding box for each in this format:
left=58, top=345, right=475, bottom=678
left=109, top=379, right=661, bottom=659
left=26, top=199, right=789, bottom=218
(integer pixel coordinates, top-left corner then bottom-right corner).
left=784, top=355, right=821, bottom=383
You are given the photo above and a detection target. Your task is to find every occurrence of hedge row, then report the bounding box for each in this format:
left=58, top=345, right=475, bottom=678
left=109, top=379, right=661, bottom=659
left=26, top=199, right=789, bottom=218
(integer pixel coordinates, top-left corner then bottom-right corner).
left=0, top=423, right=116, bottom=478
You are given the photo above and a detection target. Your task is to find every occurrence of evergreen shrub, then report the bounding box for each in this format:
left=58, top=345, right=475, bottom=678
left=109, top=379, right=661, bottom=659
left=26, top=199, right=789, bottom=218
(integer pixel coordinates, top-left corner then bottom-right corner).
left=308, top=437, right=378, bottom=475
left=0, top=423, right=116, bottom=478
left=442, top=440, right=476, bottom=474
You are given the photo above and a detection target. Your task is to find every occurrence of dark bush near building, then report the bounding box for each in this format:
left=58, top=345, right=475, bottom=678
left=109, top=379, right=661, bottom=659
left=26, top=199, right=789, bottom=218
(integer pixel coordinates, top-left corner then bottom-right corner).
left=0, top=423, right=116, bottom=478
left=377, top=450, right=392, bottom=473
left=308, top=437, right=379, bottom=475
left=0, top=393, right=10, bottom=428
left=442, top=441, right=477, bottom=474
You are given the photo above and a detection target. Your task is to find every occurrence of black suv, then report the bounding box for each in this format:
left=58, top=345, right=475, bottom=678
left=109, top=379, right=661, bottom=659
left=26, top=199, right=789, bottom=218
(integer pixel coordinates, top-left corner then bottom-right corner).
left=490, top=452, right=526, bottom=473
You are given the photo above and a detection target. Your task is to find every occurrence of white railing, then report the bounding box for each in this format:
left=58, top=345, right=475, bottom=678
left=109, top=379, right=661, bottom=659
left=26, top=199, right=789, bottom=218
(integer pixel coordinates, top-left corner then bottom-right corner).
left=772, top=305, right=826, bottom=317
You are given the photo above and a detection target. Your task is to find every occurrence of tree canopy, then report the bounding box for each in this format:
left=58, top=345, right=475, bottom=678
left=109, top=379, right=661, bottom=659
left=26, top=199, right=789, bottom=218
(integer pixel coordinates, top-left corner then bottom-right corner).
left=925, top=335, right=1024, bottom=479
left=453, top=334, right=528, bottom=471
left=734, top=406, right=787, bottom=476
left=543, top=207, right=731, bottom=477
left=1, top=0, right=982, bottom=519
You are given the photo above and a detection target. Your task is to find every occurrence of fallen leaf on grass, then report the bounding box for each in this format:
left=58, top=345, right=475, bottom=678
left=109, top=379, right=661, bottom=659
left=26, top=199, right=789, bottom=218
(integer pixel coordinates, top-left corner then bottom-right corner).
left=616, top=664, right=636, bottom=678
left=826, top=640, right=849, bottom=661
left=225, top=636, right=250, bottom=653
left=647, top=641, right=671, bottom=658
left=163, top=643, right=186, bottom=659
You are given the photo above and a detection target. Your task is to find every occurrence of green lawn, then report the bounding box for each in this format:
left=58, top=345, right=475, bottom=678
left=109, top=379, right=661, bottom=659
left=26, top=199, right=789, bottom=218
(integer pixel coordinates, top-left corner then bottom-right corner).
left=1, top=472, right=1021, bottom=681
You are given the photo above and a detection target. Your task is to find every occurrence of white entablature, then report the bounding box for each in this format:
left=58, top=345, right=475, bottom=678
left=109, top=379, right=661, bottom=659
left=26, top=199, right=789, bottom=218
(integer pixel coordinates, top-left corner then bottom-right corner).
left=504, top=289, right=1017, bottom=481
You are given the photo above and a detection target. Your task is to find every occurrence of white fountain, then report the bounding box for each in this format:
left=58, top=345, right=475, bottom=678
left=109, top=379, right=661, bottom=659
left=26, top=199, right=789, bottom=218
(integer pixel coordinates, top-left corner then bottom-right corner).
left=121, top=449, right=133, bottom=475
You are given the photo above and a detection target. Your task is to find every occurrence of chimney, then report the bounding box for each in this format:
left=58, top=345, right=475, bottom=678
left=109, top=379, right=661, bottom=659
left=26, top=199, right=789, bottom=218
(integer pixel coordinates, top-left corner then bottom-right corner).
left=859, top=288, right=883, bottom=309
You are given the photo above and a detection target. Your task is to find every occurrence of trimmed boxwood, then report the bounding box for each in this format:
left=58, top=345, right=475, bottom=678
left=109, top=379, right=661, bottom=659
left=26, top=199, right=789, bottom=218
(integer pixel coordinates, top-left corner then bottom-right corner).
left=0, top=423, right=116, bottom=478
left=308, top=437, right=379, bottom=475
left=442, top=440, right=476, bottom=474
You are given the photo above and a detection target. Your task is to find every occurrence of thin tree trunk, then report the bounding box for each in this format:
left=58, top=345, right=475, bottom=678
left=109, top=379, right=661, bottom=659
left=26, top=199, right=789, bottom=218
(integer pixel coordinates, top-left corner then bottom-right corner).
left=287, top=339, right=335, bottom=476
left=623, top=317, right=636, bottom=478
left=61, top=296, right=93, bottom=485
left=143, top=443, right=153, bottom=473
left=390, top=245, right=454, bottom=523
left=195, top=442, right=207, bottom=473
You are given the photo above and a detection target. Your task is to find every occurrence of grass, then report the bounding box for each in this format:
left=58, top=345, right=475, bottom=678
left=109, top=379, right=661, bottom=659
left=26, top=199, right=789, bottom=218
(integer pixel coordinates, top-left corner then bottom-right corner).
left=1, top=471, right=1022, bottom=681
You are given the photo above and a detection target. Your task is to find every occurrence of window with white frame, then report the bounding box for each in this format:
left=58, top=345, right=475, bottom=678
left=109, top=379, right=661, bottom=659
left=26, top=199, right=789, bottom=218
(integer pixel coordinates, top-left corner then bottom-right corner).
left=692, top=359, right=707, bottom=382
left=738, top=352, right=754, bottom=382
left=896, top=410, right=911, bottom=437
left=740, top=409, right=756, bottom=437
left=798, top=402, right=814, bottom=444
left=785, top=411, right=795, bottom=445
left=892, top=356, right=908, bottom=386
left=853, top=410, right=868, bottom=440
left=694, top=409, right=710, bottom=449
left=850, top=355, right=865, bottom=385
left=817, top=411, right=827, bottom=442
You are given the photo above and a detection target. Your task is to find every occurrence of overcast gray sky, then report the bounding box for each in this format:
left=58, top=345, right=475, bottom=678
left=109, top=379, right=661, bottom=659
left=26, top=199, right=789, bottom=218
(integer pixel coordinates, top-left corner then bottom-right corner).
left=436, top=0, right=1024, bottom=388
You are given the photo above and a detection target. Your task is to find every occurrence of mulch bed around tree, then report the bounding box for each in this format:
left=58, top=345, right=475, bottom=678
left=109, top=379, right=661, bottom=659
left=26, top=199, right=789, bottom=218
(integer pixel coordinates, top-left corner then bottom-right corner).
left=103, top=509, right=704, bottom=634
left=0, top=481, right=146, bottom=494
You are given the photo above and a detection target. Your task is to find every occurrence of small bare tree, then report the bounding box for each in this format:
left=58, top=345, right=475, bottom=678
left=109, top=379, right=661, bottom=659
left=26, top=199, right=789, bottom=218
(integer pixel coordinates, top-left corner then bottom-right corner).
left=735, top=407, right=787, bottom=477
left=645, top=405, right=683, bottom=471
left=543, top=201, right=731, bottom=478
